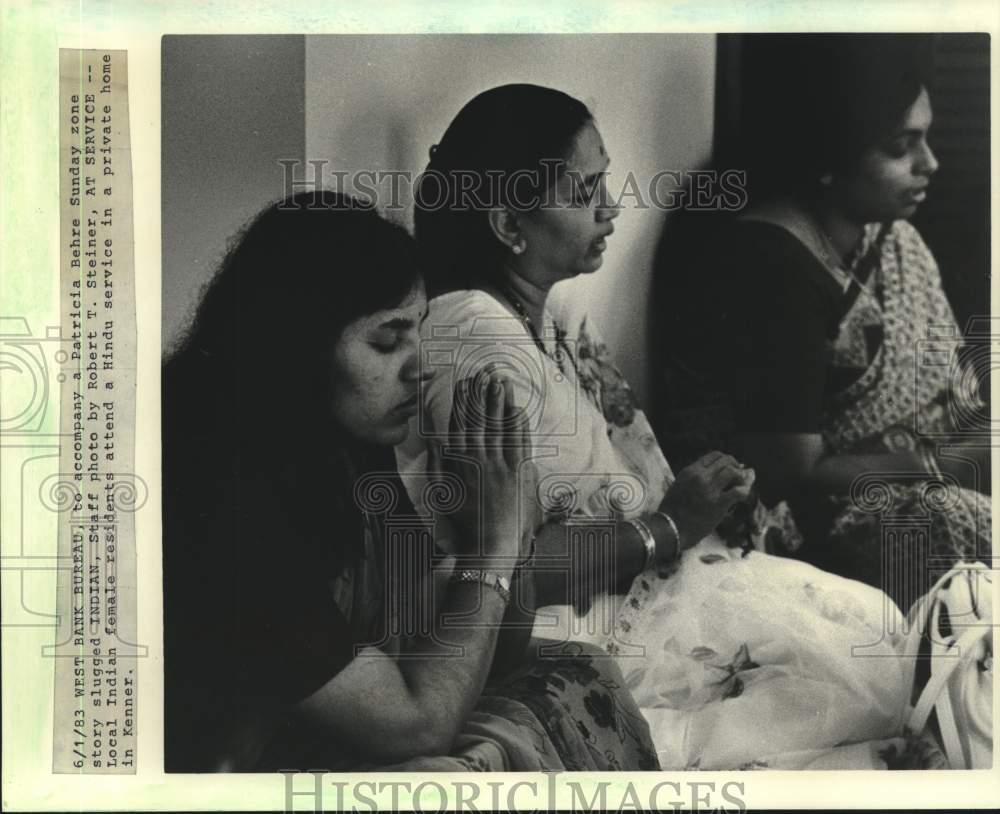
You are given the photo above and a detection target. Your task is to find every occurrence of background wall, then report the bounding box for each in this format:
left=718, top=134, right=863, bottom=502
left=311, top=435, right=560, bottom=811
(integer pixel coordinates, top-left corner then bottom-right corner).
left=909, top=33, right=991, bottom=331
left=160, top=35, right=717, bottom=401
left=161, top=35, right=305, bottom=351
left=304, top=34, right=717, bottom=404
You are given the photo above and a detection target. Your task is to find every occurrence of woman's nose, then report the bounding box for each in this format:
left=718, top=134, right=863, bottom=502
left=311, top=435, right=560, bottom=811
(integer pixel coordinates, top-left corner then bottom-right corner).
left=597, top=192, right=621, bottom=222
left=403, top=352, right=434, bottom=383
left=917, top=140, right=940, bottom=177
left=594, top=176, right=621, bottom=222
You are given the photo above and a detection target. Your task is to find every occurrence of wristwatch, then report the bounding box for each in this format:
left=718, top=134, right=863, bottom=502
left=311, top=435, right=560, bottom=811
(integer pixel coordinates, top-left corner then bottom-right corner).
left=450, top=569, right=512, bottom=604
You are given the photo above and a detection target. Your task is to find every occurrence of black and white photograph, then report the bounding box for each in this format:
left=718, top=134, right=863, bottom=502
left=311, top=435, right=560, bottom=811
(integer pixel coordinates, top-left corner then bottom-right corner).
left=5, top=0, right=1000, bottom=810
left=158, top=33, right=993, bottom=780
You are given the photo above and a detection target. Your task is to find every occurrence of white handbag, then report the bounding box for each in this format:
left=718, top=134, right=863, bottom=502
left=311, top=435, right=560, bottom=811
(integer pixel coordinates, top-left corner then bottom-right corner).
left=903, top=562, right=993, bottom=769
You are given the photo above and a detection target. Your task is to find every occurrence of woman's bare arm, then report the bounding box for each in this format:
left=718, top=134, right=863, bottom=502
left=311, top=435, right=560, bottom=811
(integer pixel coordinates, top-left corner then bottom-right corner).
left=488, top=568, right=538, bottom=677
left=293, top=373, right=532, bottom=764
left=531, top=518, right=647, bottom=610
left=737, top=431, right=935, bottom=503
left=531, top=453, right=755, bottom=611
left=293, top=568, right=512, bottom=762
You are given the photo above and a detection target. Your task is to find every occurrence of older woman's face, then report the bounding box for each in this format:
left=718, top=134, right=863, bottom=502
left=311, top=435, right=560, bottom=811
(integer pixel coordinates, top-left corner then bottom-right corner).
left=831, top=85, right=939, bottom=223
left=517, top=122, right=620, bottom=284
left=330, top=281, right=431, bottom=446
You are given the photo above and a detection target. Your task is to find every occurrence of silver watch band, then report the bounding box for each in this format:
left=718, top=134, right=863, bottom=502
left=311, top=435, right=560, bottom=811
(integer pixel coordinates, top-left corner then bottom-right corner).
left=450, top=569, right=512, bottom=604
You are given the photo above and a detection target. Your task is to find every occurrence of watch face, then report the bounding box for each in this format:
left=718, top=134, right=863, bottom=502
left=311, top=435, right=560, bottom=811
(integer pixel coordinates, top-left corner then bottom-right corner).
left=453, top=569, right=509, bottom=594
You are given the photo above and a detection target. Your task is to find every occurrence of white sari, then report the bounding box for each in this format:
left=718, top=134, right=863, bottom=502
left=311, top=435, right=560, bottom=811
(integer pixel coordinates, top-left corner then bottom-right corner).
left=397, top=288, right=915, bottom=770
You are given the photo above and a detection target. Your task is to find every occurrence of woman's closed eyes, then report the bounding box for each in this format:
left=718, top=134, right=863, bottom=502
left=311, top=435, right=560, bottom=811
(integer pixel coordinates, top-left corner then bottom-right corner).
left=569, top=170, right=610, bottom=207
left=369, top=310, right=428, bottom=354
left=370, top=333, right=403, bottom=354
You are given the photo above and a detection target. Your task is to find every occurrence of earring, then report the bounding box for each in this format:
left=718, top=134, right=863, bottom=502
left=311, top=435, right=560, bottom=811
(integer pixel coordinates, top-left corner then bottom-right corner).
left=512, top=240, right=526, bottom=255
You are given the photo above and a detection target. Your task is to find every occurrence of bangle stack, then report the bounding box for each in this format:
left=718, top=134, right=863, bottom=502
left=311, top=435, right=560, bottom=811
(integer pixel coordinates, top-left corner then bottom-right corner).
left=652, top=510, right=683, bottom=578
left=627, top=512, right=684, bottom=578
left=626, top=517, right=657, bottom=573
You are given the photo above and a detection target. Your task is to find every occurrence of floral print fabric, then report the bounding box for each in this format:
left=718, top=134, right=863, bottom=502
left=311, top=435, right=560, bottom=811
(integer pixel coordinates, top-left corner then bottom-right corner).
left=820, top=221, right=991, bottom=609
left=258, top=640, right=659, bottom=772
left=610, top=535, right=915, bottom=769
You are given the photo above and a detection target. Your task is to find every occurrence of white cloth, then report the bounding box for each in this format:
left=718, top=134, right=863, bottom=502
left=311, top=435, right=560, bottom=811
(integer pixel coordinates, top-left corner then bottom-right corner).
left=611, top=536, right=910, bottom=769
left=396, top=288, right=912, bottom=769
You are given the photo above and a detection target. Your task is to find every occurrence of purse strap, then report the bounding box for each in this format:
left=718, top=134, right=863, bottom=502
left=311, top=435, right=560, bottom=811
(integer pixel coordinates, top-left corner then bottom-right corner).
left=901, top=562, right=989, bottom=658
left=904, top=562, right=992, bottom=769
left=908, top=624, right=991, bottom=757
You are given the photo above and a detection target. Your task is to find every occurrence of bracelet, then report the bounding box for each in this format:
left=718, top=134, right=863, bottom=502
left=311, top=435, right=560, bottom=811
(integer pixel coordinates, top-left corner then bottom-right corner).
left=652, top=510, right=682, bottom=577
left=627, top=518, right=657, bottom=573
left=450, top=569, right=511, bottom=604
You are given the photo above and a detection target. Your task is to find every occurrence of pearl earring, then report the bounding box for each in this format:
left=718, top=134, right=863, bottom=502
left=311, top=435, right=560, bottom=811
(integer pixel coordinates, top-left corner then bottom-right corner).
left=512, top=241, right=526, bottom=255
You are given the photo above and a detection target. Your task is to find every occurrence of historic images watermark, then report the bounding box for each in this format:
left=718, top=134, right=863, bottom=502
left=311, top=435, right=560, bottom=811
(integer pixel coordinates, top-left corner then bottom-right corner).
left=277, top=159, right=749, bottom=213
left=282, top=770, right=748, bottom=812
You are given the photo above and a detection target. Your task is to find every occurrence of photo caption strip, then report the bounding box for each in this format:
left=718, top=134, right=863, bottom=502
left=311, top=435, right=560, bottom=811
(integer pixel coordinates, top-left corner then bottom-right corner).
left=52, top=49, right=141, bottom=774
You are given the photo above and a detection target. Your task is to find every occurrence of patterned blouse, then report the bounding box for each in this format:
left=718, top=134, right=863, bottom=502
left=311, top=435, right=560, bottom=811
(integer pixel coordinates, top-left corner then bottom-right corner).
left=395, top=288, right=676, bottom=643
left=396, top=288, right=674, bottom=526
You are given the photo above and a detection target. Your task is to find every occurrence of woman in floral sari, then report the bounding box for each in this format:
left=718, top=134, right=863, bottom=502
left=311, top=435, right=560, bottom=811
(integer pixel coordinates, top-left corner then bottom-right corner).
left=397, top=83, right=931, bottom=770
left=656, top=35, right=991, bottom=613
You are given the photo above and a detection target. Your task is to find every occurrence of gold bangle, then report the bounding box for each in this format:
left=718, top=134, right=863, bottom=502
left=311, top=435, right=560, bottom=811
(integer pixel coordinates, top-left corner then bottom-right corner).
left=652, top=510, right=682, bottom=577
left=627, top=518, right=657, bottom=573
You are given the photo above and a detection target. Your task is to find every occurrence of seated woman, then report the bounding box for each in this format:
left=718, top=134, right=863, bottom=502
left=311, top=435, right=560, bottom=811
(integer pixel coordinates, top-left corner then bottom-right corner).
left=656, top=35, right=991, bottom=612
left=162, top=191, right=659, bottom=772
left=396, top=84, right=931, bottom=770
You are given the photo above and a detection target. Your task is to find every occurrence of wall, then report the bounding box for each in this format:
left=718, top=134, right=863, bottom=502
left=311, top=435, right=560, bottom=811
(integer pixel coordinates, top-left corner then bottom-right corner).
left=304, top=34, right=717, bottom=404
left=910, top=33, right=991, bottom=330
left=161, top=35, right=305, bottom=352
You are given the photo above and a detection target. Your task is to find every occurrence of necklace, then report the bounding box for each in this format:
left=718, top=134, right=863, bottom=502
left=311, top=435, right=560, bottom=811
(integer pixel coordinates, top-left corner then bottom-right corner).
left=812, top=218, right=887, bottom=313
left=497, top=284, right=580, bottom=380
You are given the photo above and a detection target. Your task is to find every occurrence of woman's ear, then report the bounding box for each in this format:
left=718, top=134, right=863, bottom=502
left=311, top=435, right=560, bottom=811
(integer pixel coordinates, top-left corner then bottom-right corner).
left=487, top=208, right=525, bottom=255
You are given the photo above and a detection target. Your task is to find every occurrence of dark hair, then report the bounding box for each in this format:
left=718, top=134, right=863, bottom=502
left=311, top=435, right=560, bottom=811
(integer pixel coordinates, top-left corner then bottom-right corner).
left=162, top=192, right=420, bottom=770
left=414, top=83, right=592, bottom=297
left=163, top=190, right=419, bottom=561
left=170, top=190, right=418, bottom=373
left=738, top=34, right=934, bottom=198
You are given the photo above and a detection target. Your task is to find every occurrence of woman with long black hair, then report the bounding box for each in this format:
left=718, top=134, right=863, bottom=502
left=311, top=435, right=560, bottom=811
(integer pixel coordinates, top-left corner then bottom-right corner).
left=162, top=191, right=658, bottom=772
